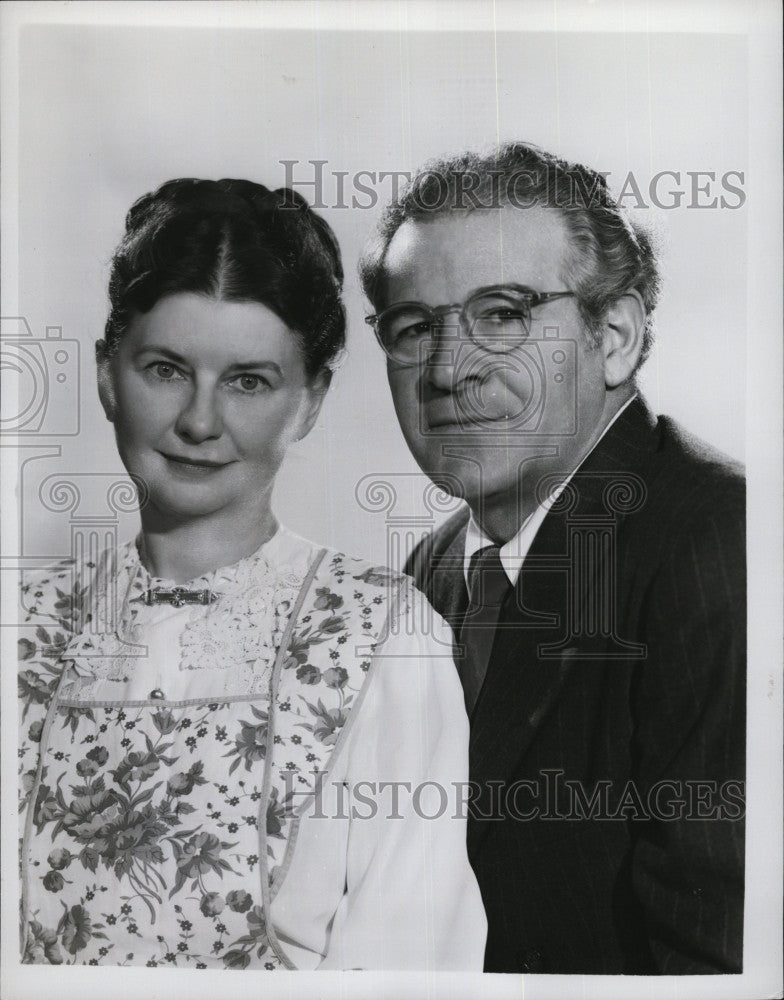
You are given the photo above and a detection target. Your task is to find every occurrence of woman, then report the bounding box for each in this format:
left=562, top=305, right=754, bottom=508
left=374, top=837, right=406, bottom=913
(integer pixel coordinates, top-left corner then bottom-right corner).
left=18, top=179, right=486, bottom=970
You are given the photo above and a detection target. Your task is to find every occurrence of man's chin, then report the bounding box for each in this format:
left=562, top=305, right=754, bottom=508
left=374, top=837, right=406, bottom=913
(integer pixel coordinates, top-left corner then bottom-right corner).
left=414, top=448, right=552, bottom=514
left=421, top=468, right=468, bottom=501
left=413, top=452, right=487, bottom=506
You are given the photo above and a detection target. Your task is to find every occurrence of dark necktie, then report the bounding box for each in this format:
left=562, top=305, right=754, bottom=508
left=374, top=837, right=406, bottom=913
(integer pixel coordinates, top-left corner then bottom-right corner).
left=458, top=545, right=512, bottom=716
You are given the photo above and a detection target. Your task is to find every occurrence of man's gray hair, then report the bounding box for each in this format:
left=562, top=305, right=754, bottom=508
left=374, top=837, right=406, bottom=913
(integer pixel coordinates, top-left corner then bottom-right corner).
left=359, top=141, right=661, bottom=367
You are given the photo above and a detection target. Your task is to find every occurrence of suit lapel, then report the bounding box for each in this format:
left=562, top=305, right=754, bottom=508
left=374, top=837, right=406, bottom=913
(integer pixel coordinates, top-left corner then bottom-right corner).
left=466, top=396, right=659, bottom=859
left=421, top=519, right=470, bottom=632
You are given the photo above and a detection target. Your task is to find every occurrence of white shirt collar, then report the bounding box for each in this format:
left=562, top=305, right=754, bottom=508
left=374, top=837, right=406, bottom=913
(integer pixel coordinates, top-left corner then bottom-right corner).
left=463, top=394, right=638, bottom=585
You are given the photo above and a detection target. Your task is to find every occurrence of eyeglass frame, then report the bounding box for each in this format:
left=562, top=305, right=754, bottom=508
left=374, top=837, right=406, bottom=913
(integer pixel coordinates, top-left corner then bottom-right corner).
left=365, top=283, right=577, bottom=365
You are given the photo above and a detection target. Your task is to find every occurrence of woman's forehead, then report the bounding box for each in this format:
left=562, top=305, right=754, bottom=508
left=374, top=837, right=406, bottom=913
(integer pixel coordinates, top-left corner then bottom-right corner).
left=122, top=293, right=301, bottom=365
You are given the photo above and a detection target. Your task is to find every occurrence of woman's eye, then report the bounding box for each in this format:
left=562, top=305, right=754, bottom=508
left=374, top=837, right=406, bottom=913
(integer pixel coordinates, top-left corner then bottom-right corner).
left=233, top=374, right=268, bottom=393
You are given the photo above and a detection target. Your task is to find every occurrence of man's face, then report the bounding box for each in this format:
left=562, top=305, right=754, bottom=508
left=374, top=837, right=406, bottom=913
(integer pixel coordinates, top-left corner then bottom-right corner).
left=380, top=206, right=611, bottom=518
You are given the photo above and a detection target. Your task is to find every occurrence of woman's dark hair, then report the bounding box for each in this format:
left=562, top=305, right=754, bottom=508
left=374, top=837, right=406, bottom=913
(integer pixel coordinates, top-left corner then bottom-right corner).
left=105, top=178, right=345, bottom=377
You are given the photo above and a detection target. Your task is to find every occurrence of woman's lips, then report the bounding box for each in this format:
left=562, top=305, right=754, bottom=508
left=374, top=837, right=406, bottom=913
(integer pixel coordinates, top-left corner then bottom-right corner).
left=161, top=453, right=232, bottom=473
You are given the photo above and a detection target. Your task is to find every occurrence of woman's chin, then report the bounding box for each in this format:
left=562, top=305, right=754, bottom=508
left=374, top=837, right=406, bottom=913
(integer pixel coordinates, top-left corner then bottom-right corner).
left=141, top=488, right=235, bottom=524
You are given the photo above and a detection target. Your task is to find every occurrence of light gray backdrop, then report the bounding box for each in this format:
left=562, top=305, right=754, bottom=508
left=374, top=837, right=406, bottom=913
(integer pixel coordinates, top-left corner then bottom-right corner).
left=12, top=22, right=748, bottom=564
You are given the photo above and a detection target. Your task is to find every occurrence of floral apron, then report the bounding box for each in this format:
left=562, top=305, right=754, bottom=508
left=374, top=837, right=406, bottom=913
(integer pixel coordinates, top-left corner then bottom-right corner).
left=19, top=544, right=400, bottom=968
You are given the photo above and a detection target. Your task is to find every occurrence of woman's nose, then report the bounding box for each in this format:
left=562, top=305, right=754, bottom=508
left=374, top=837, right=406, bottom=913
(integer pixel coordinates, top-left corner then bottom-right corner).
left=174, top=384, right=223, bottom=442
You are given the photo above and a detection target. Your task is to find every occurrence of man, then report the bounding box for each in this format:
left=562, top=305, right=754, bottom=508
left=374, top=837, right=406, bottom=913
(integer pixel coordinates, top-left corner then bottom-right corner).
left=360, top=143, right=745, bottom=974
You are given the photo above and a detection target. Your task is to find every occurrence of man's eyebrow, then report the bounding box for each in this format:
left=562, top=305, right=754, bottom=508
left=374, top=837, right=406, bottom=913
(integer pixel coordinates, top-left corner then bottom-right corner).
left=456, top=283, right=539, bottom=299
left=385, top=284, right=542, bottom=307
left=479, top=283, right=538, bottom=295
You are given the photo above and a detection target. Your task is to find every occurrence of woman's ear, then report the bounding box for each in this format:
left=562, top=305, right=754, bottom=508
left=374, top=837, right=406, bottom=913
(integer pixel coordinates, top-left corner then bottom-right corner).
left=95, top=339, right=117, bottom=421
left=295, top=368, right=332, bottom=442
left=600, top=290, right=646, bottom=388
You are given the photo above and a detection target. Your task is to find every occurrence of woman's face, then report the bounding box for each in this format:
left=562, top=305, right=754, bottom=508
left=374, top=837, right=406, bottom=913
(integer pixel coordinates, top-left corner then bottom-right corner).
left=97, top=292, right=327, bottom=526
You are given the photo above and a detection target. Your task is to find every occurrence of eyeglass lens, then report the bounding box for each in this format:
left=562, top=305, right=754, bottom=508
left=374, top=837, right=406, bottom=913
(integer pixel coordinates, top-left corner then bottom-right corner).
left=379, top=289, right=532, bottom=360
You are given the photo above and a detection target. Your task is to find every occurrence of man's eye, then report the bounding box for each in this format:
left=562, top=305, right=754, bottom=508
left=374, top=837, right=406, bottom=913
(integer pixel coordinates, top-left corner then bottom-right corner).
left=480, top=308, right=525, bottom=322
left=397, top=320, right=432, bottom=339
left=150, top=362, right=182, bottom=380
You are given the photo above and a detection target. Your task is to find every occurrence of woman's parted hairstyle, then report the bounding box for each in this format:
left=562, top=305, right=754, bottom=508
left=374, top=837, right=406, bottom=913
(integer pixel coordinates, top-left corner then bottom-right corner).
left=359, top=142, right=661, bottom=368
left=105, top=178, right=346, bottom=377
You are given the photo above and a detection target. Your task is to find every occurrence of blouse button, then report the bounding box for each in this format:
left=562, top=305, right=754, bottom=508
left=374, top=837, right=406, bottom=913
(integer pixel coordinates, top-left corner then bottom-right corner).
left=149, top=688, right=165, bottom=700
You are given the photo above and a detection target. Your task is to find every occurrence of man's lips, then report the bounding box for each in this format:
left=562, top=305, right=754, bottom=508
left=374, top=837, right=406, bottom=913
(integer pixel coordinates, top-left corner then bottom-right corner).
left=423, top=397, right=524, bottom=429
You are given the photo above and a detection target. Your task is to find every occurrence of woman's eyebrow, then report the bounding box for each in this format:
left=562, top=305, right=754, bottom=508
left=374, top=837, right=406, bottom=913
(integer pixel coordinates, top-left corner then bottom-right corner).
left=224, top=361, right=283, bottom=375
left=134, top=345, right=188, bottom=363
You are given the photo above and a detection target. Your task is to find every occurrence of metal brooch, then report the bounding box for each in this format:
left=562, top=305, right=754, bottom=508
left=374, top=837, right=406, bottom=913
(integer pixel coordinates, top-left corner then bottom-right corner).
left=144, top=587, right=215, bottom=608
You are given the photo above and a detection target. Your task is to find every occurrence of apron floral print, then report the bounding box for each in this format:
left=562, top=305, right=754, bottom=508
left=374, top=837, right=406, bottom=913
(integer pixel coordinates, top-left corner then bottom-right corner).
left=19, top=534, right=403, bottom=968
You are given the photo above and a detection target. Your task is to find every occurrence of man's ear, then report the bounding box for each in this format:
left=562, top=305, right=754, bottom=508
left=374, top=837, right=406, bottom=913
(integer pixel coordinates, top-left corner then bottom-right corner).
left=600, top=291, right=646, bottom=388
left=295, top=368, right=332, bottom=442
left=95, top=340, right=117, bottom=422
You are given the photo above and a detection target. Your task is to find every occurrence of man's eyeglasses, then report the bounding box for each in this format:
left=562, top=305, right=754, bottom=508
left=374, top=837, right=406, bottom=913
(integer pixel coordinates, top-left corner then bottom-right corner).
left=365, top=284, right=576, bottom=365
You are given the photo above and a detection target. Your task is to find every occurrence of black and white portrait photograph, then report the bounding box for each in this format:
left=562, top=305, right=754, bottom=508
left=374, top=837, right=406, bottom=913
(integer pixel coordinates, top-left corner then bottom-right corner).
left=1, top=2, right=781, bottom=999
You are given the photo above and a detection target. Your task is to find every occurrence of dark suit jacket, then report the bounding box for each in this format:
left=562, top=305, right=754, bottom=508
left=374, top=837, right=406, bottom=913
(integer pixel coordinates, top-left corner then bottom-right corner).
left=406, top=396, right=745, bottom=974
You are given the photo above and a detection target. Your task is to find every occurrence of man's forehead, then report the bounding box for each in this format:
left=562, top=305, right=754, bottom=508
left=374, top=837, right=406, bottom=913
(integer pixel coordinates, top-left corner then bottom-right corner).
left=380, top=205, right=570, bottom=306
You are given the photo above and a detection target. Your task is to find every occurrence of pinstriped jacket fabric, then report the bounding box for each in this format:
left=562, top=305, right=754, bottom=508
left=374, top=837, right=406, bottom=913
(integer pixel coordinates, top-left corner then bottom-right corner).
left=406, top=396, right=745, bottom=974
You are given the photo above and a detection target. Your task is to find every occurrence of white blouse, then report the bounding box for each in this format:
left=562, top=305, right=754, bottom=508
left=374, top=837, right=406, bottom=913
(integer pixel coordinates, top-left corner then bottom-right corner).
left=19, top=527, right=487, bottom=970
left=276, top=576, right=484, bottom=969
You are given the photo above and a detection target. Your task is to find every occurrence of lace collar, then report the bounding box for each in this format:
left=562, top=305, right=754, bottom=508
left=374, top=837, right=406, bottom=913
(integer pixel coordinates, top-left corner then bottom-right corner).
left=63, top=528, right=310, bottom=682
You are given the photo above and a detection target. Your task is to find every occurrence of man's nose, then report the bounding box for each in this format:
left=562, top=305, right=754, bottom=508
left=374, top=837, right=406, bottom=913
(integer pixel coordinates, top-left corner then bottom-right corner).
left=424, top=313, right=467, bottom=390
left=174, top=383, right=223, bottom=442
